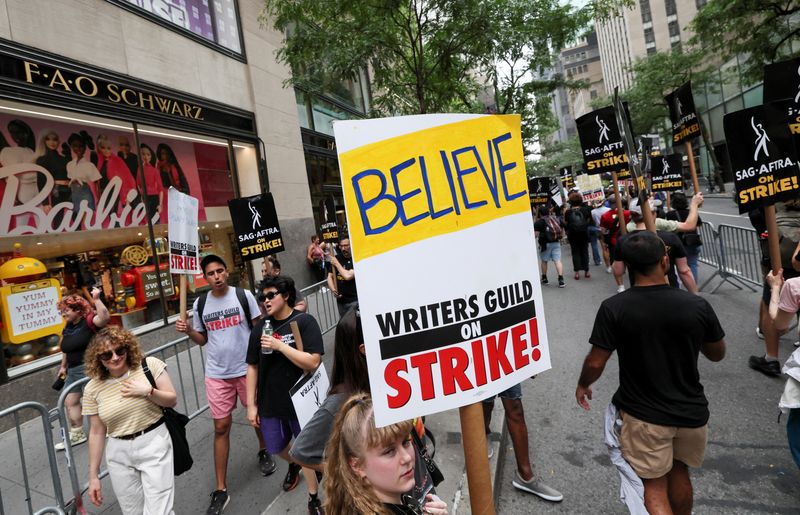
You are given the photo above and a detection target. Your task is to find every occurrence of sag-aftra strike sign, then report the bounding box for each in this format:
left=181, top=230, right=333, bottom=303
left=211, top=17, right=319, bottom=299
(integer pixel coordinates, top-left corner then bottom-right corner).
left=576, top=106, right=631, bottom=179
left=665, top=82, right=701, bottom=145
left=334, top=115, right=551, bottom=426
left=650, top=155, right=684, bottom=192
left=724, top=101, right=800, bottom=213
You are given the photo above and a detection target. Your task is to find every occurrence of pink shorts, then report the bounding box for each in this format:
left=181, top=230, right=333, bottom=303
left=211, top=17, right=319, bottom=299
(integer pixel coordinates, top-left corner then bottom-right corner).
left=205, top=376, right=248, bottom=419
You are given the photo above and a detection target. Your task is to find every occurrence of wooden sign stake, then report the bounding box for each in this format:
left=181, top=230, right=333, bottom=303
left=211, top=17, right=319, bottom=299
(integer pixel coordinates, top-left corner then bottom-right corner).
left=460, top=402, right=495, bottom=515
left=612, top=172, right=627, bottom=236
left=179, top=275, right=187, bottom=322
left=685, top=142, right=701, bottom=195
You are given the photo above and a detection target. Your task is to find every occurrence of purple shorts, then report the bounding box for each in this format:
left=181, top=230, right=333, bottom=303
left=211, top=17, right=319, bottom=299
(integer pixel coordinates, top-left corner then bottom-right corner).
left=260, top=417, right=301, bottom=454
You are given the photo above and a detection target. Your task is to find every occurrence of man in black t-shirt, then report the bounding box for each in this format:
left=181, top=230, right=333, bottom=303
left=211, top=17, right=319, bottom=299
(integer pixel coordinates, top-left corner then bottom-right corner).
left=614, top=205, right=697, bottom=294
left=245, top=276, right=324, bottom=512
left=327, top=236, right=358, bottom=316
left=575, top=232, right=726, bottom=514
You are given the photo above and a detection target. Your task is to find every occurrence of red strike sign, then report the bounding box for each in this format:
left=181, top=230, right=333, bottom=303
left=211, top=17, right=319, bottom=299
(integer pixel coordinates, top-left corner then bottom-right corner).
left=384, top=317, right=540, bottom=408
left=170, top=254, right=198, bottom=272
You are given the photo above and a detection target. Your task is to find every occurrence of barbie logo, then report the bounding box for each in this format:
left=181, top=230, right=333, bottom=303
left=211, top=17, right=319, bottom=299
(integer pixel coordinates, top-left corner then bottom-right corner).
left=0, top=164, right=149, bottom=235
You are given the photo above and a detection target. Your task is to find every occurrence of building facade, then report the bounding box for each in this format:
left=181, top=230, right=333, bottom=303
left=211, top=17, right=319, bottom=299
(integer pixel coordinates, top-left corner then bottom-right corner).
left=0, top=0, right=326, bottom=396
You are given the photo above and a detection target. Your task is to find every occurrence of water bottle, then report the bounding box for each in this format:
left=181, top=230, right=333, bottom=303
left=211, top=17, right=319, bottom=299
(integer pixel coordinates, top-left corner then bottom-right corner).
left=261, top=320, right=273, bottom=355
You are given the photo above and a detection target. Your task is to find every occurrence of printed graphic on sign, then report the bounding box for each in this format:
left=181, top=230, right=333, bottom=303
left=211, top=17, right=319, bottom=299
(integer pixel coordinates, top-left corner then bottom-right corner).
left=665, top=82, right=701, bottom=145
left=574, top=173, right=604, bottom=203
left=0, top=279, right=64, bottom=343
left=651, top=155, right=684, bottom=192
left=763, top=58, right=800, bottom=151
left=168, top=187, right=200, bottom=274
left=318, top=196, right=339, bottom=243
left=560, top=166, right=575, bottom=191
left=576, top=106, right=630, bottom=178
left=724, top=101, right=800, bottom=213
left=528, top=177, right=552, bottom=205
left=228, top=193, right=284, bottom=261
left=290, top=364, right=331, bottom=429
left=335, top=114, right=551, bottom=426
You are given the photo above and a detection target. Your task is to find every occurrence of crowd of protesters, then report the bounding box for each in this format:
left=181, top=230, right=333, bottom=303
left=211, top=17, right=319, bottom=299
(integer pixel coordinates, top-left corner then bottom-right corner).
left=51, top=188, right=800, bottom=515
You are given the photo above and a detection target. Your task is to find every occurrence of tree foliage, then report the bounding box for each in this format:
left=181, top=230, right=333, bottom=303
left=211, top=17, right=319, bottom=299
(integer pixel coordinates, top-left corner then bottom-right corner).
left=691, top=0, right=800, bottom=82
left=526, top=136, right=582, bottom=177
left=591, top=48, right=707, bottom=138
left=261, top=0, right=590, bottom=148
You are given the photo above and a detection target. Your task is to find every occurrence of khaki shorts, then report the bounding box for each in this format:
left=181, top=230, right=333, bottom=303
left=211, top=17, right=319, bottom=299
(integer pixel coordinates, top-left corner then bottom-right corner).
left=618, top=409, right=707, bottom=479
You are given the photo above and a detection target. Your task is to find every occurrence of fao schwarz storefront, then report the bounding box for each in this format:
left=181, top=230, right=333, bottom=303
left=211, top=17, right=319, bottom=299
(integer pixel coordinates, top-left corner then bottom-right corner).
left=0, top=40, right=264, bottom=382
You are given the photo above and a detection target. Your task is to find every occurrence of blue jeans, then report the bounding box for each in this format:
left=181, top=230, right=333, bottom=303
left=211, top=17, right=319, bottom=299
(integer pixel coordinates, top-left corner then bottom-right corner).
left=685, top=244, right=702, bottom=283
left=588, top=226, right=601, bottom=265
left=789, top=409, right=800, bottom=469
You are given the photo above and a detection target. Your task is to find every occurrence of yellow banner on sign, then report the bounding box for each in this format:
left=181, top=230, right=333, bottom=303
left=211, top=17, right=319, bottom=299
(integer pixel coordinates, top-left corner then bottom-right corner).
left=339, top=115, right=529, bottom=259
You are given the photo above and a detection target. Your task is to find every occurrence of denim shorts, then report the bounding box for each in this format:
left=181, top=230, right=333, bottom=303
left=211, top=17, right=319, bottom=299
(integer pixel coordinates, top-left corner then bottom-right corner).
left=482, top=382, right=523, bottom=404
left=64, top=364, right=87, bottom=393
left=540, top=242, right=561, bottom=262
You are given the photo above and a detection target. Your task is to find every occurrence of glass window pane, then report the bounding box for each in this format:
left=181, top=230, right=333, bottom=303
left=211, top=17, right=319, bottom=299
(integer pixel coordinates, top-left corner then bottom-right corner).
left=709, top=105, right=725, bottom=143
left=720, top=58, right=741, bottom=100
left=725, top=95, right=744, bottom=114
left=296, top=90, right=310, bottom=129
left=312, top=98, right=349, bottom=136
left=743, top=85, right=763, bottom=108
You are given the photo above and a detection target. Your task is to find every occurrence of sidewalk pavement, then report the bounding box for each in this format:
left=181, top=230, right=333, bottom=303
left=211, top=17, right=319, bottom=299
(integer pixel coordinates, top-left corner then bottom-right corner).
left=0, top=329, right=508, bottom=514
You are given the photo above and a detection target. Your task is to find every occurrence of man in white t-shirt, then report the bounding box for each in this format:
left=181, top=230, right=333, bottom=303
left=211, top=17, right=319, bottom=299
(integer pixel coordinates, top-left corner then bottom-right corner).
left=176, top=255, right=273, bottom=515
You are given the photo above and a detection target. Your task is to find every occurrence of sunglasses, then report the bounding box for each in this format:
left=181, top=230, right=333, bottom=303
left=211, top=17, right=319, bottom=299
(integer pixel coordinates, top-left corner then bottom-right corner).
left=98, top=347, right=127, bottom=361
left=261, top=291, right=283, bottom=302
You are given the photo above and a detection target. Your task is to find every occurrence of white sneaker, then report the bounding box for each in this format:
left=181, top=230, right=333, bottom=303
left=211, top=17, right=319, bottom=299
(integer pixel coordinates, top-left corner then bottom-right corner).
left=488, top=445, right=494, bottom=459
left=756, top=327, right=764, bottom=340
left=55, top=428, right=87, bottom=451
left=616, top=285, right=625, bottom=293
left=606, top=266, right=612, bottom=274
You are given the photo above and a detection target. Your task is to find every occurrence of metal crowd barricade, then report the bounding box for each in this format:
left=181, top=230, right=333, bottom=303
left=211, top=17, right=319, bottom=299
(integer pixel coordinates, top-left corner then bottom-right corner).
left=56, top=335, right=206, bottom=514
left=698, top=221, right=760, bottom=294
left=0, top=402, right=66, bottom=515
left=299, top=279, right=340, bottom=334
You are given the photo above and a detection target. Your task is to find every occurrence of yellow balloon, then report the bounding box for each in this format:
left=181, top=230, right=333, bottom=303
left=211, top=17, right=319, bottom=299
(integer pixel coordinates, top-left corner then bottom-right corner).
left=125, top=297, right=137, bottom=309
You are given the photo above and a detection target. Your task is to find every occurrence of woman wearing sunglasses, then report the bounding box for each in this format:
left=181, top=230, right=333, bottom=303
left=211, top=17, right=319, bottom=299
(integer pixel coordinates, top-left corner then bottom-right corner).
left=324, top=393, right=448, bottom=515
left=82, top=326, right=178, bottom=515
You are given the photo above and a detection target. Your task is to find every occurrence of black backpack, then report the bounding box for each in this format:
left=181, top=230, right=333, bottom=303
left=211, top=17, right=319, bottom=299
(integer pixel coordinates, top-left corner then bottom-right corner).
left=196, top=287, right=253, bottom=332
left=566, top=208, right=589, bottom=233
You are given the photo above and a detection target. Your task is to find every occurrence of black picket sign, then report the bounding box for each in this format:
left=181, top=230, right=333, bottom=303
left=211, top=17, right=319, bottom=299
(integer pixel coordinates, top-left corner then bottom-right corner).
left=560, top=166, right=575, bottom=190
left=763, top=58, right=800, bottom=104
left=724, top=100, right=800, bottom=214
left=528, top=177, right=552, bottom=205
left=665, top=82, right=701, bottom=146
left=576, top=106, right=630, bottom=177
left=650, top=155, right=685, bottom=192
left=318, top=195, right=339, bottom=243
left=227, top=193, right=284, bottom=261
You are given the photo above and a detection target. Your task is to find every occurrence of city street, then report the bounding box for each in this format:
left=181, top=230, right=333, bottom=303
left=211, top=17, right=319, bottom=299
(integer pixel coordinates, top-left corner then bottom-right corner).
left=494, top=243, right=800, bottom=514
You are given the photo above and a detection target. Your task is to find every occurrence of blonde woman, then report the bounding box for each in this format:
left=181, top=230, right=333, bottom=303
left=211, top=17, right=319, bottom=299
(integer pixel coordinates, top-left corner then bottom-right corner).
left=324, top=393, right=448, bottom=515
left=83, top=326, right=178, bottom=515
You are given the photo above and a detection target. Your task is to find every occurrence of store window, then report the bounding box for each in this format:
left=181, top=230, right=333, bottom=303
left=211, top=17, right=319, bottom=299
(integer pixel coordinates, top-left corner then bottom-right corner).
left=0, top=101, right=251, bottom=372
left=111, top=0, right=243, bottom=55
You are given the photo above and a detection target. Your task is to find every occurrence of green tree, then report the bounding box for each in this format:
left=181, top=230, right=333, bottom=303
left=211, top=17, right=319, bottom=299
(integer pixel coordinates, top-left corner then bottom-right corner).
left=261, top=0, right=590, bottom=148
left=526, top=136, right=583, bottom=177
left=691, top=0, right=800, bottom=82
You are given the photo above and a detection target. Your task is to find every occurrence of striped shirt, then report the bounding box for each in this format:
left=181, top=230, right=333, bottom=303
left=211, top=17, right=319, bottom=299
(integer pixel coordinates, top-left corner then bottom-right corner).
left=82, top=356, right=165, bottom=437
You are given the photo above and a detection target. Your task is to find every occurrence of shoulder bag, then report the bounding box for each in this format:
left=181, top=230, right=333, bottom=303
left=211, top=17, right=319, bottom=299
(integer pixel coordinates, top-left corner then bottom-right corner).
left=141, top=359, right=193, bottom=476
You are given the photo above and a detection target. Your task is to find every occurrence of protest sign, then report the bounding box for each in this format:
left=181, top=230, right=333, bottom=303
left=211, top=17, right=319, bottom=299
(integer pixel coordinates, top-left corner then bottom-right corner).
left=764, top=57, right=800, bottom=151
left=334, top=114, right=551, bottom=427
left=665, top=82, right=701, bottom=145
left=650, top=155, right=684, bottom=192
left=528, top=177, right=552, bottom=206
left=574, top=173, right=604, bottom=203
left=0, top=279, right=63, bottom=343
left=724, top=101, right=800, bottom=214
left=168, top=188, right=200, bottom=274
left=290, top=364, right=330, bottom=429
left=560, top=166, right=575, bottom=190
left=168, top=187, right=199, bottom=320
left=549, top=177, right=564, bottom=207
left=228, top=193, right=284, bottom=261
left=318, top=195, right=339, bottom=243
left=576, top=106, right=630, bottom=178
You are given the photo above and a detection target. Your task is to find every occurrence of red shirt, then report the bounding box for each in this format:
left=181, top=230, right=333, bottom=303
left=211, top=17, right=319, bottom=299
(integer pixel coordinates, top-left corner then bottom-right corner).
left=600, top=208, right=631, bottom=247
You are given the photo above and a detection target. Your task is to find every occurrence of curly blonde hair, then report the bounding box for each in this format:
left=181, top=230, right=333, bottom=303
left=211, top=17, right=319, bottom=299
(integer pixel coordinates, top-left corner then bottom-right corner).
left=84, top=326, right=145, bottom=380
left=323, top=393, right=413, bottom=515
